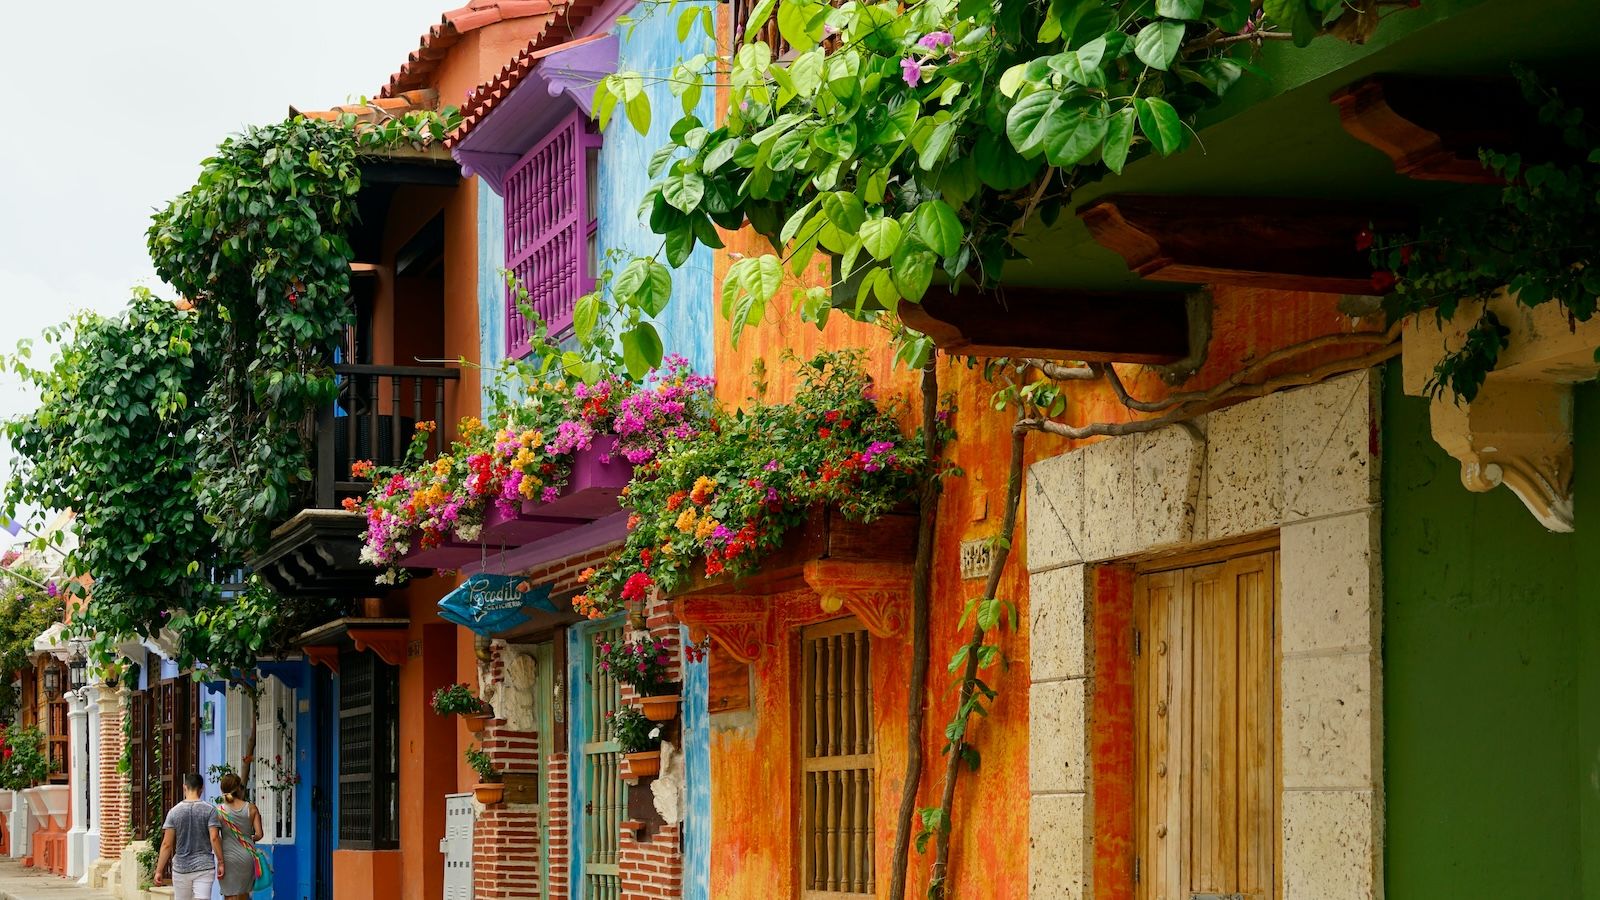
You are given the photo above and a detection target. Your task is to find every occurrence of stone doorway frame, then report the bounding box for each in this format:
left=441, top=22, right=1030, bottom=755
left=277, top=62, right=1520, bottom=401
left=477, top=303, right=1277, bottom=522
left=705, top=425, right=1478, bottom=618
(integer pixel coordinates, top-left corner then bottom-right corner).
left=1025, top=370, right=1383, bottom=900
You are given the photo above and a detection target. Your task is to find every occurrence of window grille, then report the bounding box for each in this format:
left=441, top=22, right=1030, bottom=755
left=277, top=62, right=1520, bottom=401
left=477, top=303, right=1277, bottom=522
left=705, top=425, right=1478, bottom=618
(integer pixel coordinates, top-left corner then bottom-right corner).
left=503, top=111, right=602, bottom=355
left=338, top=650, right=399, bottom=849
left=801, top=619, right=875, bottom=898
left=128, top=690, right=152, bottom=836
left=582, top=623, right=626, bottom=900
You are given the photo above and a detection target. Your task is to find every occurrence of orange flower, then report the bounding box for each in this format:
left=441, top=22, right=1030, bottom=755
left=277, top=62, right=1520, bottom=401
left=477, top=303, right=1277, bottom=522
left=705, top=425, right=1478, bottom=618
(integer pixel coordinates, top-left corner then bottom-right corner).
left=341, top=497, right=361, bottom=512
left=578, top=567, right=597, bottom=584
left=690, top=476, right=717, bottom=505
left=415, top=420, right=438, bottom=434
left=350, top=459, right=376, bottom=479
left=666, top=490, right=689, bottom=512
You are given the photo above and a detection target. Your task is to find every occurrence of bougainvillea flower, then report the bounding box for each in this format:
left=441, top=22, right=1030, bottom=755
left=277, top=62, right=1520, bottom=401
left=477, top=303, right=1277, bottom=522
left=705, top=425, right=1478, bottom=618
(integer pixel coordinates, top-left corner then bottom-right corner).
left=901, top=57, right=923, bottom=86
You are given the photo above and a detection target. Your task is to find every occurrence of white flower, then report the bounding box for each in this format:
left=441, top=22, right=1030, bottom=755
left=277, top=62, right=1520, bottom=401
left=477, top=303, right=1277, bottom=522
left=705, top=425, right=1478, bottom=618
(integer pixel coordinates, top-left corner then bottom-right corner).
left=648, top=726, right=661, bottom=740
left=457, top=522, right=483, bottom=542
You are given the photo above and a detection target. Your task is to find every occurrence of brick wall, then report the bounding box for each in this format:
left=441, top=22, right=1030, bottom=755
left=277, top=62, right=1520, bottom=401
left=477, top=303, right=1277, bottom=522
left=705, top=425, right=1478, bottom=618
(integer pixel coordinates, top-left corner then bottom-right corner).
left=474, top=642, right=546, bottom=899
left=547, top=753, right=569, bottom=900
left=618, top=822, right=683, bottom=900
left=97, top=694, right=129, bottom=858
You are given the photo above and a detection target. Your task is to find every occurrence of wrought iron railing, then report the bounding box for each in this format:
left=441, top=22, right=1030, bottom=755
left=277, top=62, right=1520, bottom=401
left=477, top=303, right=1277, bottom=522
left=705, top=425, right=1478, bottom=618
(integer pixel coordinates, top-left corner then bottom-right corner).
left=314, top=364, right=460, bottom=509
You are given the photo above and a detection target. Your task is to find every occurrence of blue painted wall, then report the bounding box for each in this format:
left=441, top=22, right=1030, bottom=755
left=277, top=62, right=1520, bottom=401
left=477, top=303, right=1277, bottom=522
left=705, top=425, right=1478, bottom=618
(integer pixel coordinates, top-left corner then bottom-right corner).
left=565, top=622, right=593, bottom=900
left=595, top=1, right=718, bottom=376
left=477, top=185, right=508, bottom=410
left=680, top=640, right=710, bottom=900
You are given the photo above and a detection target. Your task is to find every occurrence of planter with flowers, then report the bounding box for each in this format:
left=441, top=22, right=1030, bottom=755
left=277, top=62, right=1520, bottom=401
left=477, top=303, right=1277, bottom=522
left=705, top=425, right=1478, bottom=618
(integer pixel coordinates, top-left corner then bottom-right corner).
left=432, top=683, right=494, bottom=733
left=609, top=707, right=661, bottom=778
left=466, top=746, right=504, bottom=805
left=353, top=357, right=715, bottom=583
left=598, top=637, right=681, bottom=721
left=571, top=351, right=932, bottom=623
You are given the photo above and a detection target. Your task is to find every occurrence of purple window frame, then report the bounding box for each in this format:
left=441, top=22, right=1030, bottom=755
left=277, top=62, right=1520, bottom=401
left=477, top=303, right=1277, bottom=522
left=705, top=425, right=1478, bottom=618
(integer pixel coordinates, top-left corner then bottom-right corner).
left=501, top=109, right=603, bottom=357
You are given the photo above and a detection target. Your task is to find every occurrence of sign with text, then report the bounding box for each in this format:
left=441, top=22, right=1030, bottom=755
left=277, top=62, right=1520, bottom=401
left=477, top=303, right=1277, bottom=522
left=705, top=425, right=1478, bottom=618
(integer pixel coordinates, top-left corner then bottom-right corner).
left=437, top=574, right=557, bottom=636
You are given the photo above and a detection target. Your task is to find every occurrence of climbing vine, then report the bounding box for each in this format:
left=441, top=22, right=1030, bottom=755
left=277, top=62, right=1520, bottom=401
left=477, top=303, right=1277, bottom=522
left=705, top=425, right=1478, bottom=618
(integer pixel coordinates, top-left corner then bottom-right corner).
left=0, top=565, right=65, bottom=714
left=1373, top=66, right=1600, bottom=403
left=6, top=107, right=459, bottom=678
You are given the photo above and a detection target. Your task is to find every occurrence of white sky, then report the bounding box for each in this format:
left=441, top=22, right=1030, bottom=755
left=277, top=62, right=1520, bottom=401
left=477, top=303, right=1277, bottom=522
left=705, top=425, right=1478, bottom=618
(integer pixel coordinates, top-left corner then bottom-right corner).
left=0, top=0, right=455, bottom=531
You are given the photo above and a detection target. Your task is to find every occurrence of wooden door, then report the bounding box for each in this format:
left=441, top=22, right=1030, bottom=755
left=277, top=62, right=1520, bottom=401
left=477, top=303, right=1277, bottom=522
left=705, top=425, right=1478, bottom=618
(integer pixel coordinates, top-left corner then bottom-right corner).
left=1135, top=550, right=1278, bottom=900
left=799, top=617, right=875, bottom=899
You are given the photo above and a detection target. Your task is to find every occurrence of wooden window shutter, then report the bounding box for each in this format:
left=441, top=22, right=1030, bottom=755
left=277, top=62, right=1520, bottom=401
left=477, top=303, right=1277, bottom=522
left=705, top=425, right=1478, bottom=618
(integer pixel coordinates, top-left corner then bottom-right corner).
left=1135, top=550, right=1278, bottom=900
left=800, top=618, right=875, bottom=898
left=339, top=650, right=398, bottom=850
left=502, top=110, right=602, bottom=355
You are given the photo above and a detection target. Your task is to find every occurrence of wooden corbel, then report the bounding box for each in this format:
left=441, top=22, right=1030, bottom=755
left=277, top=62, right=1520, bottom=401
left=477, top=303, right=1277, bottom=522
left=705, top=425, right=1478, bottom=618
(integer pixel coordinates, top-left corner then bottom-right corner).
left=348, top=628, right=408, bottom=667
left=303, top=646, right=340, bottom=674
left=802, top=560, right=911, bottom=638
left=671, top=595, right=773, bottom=663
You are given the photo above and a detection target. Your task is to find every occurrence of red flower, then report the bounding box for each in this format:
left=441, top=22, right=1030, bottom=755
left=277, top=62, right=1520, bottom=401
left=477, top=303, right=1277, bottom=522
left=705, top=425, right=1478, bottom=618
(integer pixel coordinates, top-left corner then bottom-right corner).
left=1399, top=244, right=1413, bottom=266
left=825, top=411, right=841, bottom=423
left=818, top=427, right=832, bottom=439
left=1370, top=270, right=1397, bottom=293
left=1355, top=228, right=1374, bottom=251
left=839, top=419, right=852, bottom=429
left=621, top=572, right=654, bottom=602
left=640, top=548, right=653, bottom=567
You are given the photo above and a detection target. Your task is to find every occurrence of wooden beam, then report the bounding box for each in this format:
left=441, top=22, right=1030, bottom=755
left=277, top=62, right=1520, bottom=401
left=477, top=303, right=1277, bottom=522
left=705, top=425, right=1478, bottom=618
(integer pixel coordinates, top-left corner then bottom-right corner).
left=899, top=285, right=1191, bottom=364
left=1331, top=76, right=1546, bottom=185
left=1078, top=195, right=1402, bottom=295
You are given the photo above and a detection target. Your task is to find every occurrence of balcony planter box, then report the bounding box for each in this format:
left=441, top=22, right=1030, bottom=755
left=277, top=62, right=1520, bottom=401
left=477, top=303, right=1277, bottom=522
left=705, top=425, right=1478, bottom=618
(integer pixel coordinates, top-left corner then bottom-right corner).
left=472, top=782, right=505, bottom=806
left=463, top=712, right=495, bottom=734
left=402, top=444, right=633, bottom=570
left=623, top=751, right=660, bottom=779
left=22, top=785, right=67, bottom=831
left=637, top=694, right=680, bottom=723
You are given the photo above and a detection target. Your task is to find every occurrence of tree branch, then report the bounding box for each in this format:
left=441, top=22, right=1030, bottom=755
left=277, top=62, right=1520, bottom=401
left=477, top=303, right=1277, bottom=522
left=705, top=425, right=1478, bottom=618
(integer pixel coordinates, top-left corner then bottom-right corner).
left=1025, top=359, right=1097, bottom=380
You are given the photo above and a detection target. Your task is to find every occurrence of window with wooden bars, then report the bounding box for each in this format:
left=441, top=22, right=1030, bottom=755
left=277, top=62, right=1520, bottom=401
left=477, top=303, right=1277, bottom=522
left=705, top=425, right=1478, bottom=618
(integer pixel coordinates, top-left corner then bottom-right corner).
left=156, top=677, right=200, bottom=818
left=1134, top=549, right=1279, bottom=900
left=338, top=650, right=399, bottom=850
left=502, top=111, right=602, bottom=355
left=581, top=622, right=626, bottom=900
left=128, top=688, right=153, bottom=837
left=800, top=618, right=875, bottom=898
left=256, top=678, right=296, bottom=844
left=44, top=663, right=68, bottom=782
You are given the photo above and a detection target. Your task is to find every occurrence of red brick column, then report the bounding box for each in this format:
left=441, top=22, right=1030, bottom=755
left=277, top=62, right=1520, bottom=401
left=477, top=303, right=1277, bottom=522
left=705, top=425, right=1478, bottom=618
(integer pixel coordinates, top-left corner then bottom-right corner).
left=97, top=689, right=129, bottom=858
left=473, top=642, right=546, bottom=899
left=546, top=753, right=570, bottom=900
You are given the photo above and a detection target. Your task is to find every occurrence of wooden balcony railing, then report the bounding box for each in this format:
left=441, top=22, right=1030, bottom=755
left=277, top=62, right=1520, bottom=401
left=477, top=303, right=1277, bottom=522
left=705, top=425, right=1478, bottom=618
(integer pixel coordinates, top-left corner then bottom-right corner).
left=314, top=364, right=460, bottom=509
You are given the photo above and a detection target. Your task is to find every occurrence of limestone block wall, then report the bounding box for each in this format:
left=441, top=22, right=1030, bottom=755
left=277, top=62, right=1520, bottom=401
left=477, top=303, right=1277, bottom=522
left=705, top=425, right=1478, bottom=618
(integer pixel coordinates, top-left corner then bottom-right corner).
left=1025, top=369, right=1384, bottom=900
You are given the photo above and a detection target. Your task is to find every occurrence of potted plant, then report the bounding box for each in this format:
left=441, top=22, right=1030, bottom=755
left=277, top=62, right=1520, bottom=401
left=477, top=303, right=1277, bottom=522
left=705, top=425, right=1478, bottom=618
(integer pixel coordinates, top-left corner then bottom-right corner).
left=432, top=683, right=494, bottom=732
left=597, top=637, right=680, bottom=721
left=609, top=707, right=661, bottom=778
left=465, top=746, right=503, bottom=805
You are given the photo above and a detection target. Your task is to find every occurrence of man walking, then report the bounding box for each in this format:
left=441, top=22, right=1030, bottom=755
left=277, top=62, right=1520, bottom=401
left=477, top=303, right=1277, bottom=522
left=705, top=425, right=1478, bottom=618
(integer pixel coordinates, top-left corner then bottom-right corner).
left=153, top=773, right=225, bottom=898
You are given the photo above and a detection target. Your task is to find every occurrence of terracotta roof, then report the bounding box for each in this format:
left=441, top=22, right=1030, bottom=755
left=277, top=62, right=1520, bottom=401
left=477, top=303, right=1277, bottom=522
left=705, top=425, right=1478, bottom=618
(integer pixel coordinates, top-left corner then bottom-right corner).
left=448, top=31, right=612, bottom=147
left=381, top=0, right=581, bottom=99
left=292, top=89, right=440, bottom=124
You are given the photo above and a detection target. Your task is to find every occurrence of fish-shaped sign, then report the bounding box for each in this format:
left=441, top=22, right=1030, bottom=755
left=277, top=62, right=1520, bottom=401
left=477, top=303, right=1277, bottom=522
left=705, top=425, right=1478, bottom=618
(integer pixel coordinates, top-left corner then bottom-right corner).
left=438, top=574, right=557, bottom=636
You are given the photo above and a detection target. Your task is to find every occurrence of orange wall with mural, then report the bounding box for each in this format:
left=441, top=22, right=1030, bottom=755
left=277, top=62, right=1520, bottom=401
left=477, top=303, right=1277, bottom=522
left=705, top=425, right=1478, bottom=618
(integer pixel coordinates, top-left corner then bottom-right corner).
left=706, top=209, right=1377, bottom=895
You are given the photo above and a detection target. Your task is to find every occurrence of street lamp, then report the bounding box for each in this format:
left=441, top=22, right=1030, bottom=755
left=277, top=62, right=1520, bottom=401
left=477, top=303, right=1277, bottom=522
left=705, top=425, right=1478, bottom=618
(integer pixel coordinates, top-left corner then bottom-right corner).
left=42, top=665, right=61, bottom=700
left=68, top=656, right=86, bottom=692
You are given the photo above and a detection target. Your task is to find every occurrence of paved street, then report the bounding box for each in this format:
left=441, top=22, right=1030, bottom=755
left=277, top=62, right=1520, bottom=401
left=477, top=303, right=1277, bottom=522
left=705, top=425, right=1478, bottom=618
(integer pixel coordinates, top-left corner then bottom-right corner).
left=0, top=860, right=112, bottom=900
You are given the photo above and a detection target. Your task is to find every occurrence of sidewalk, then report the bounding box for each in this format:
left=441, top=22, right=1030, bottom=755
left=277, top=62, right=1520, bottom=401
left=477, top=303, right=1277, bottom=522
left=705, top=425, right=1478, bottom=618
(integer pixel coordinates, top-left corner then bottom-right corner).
left=0, top=859, right=113, bottom=900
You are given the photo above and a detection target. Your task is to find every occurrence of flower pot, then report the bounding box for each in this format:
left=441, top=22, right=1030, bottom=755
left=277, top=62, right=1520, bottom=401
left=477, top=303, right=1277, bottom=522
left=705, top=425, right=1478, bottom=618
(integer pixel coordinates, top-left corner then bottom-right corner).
left=473, top=782, right=505, bottom=806
left=463, top=712, right=494, bottom=734
left=638, top=694, right=680, bottom=722
left=624, top=751, right=660, bottom=779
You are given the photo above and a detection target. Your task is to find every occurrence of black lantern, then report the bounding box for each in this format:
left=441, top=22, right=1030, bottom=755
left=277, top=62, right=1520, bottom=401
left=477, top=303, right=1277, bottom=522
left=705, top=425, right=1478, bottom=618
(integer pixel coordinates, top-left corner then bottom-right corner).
left=42, top=665, right=61, bottom=700
left=68, top=656, right=86, bottom=691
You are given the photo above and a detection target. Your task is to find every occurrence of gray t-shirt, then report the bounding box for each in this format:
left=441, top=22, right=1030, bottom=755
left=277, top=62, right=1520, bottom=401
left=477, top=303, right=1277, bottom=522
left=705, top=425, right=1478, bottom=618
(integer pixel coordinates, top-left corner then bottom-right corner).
left=162, top=800, right=216, bottom=874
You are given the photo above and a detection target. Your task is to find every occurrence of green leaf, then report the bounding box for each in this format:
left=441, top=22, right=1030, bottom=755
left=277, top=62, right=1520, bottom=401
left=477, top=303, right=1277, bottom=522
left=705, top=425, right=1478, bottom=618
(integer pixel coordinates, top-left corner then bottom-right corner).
left=860, top=217, right=904, bottom=261
left=998, top=63, right=1029, bottom=99
left=742, top=0, right=777, bottom=42
left=573, top=294, right=600, bottom=343
left=891, top=243, right=937, bottom=302
left=620, top=323, right=663, bottom=379
left=1262, top=0, right=1317, bottom=45
left=1042, top=99, right=1110, bottom=167
left=702, top=139, right=739, bottom=174
left=1132, top=20, right=1185, bottom=71
left=1103, top=106, right=1137, bottom=173
left=741, top=254, right=785, bottom=304
left=918, top=120, right=958, bottom=171
left=914, top=201, right=963, bottom=259
left=625, top=91, right=651, bottom=135
left=824, top=192, right=866, bottom=233
left=1005, top=90, right=1064, bottom=159
left=1156, top=0, right=1204, bottom=18
left=593, top=77, right=619, bottom=132
left=1135, top=96, right=1185, bottom=155
left=677, top=3, right=700, bottom=41
left=974, top=138, right=1038, bottom=191
left=663, top=173, right=705, bottom=213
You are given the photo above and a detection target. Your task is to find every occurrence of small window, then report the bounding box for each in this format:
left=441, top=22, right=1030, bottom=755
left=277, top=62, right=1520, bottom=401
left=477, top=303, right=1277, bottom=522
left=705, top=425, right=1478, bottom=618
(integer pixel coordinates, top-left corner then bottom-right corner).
left=338, top=650, right=399, bottom=850
left=502, top=112, right=602, bottom=355
left=255, top=678, right=296, bottom=844
left=800, top=618, right=875, bottom=898
left=1134, top=550, right=1279, bottom=900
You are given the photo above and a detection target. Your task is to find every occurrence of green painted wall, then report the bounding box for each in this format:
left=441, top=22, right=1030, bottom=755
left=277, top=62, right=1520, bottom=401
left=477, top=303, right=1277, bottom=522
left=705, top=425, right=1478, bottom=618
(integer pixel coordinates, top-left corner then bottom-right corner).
left=1382, top=360, right=1600, bottom=898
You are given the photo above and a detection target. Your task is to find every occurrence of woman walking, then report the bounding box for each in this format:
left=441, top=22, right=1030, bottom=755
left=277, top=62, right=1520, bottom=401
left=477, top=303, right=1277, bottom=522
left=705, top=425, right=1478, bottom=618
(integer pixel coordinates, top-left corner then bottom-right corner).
left=215, top=771, right=265, bottom=900
left=152, top=773, right=224, bottom=899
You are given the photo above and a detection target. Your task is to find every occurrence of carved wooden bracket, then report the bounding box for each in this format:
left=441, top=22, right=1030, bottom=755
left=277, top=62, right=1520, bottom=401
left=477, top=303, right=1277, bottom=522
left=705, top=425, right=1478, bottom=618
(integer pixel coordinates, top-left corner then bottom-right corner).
left=1332, top=76, right=1541, bottom=185
left=672, top=595, right=772, bottom=663
left=1079, top=194, right=1407, bottom=294
left=802, top=560, right=912, bottom=638
left=349, top=628, right=408, bottom=667
left=303, top=645, right=340, bottom=674
left=1402, top=289, right=1600, bottom=532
